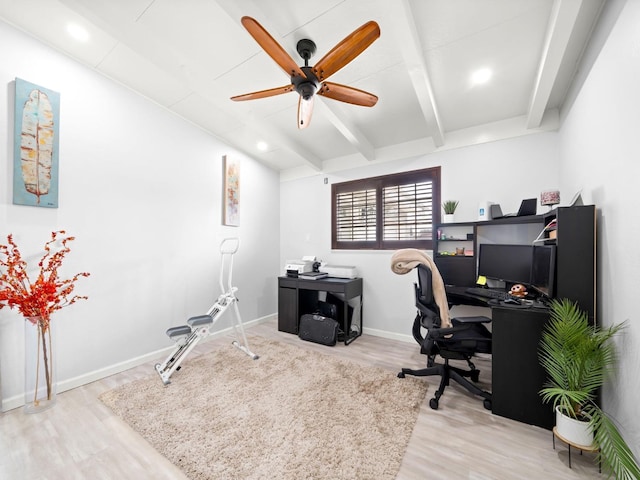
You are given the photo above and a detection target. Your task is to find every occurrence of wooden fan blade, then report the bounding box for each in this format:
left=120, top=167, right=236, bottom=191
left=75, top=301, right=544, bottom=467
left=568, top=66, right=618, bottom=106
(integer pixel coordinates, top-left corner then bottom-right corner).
left=241, top=17, right=306, bottom=78
left=312, top=21, right=380, bottom=81
left=318, top=82, right=378, bottom=107
left=231, top=84, right=294, bottom=101
left=297, top=95, right=314, bottom=129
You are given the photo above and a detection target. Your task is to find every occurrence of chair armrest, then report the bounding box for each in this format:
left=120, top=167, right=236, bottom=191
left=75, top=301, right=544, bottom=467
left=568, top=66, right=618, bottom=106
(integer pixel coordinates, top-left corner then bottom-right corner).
left=429, top=320, right=490, bottom=339
left=453, top=315, right=491, bottom=325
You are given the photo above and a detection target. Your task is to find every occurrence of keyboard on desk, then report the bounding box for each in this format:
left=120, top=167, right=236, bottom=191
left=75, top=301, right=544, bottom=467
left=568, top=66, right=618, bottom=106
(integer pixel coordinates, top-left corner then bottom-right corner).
left=465, top=287, right=510, bottom=300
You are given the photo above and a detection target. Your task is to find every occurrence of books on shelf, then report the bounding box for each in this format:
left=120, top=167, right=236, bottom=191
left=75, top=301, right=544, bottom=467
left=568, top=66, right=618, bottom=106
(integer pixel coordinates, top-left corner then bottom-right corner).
left=298, top=272, right=329, bottom=280
left=533, top=219, right=558, bottom=244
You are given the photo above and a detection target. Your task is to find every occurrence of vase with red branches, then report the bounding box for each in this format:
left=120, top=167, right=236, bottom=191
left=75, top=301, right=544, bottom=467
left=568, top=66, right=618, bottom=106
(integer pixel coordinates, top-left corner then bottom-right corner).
left=0, top=231, right=89, bottom=412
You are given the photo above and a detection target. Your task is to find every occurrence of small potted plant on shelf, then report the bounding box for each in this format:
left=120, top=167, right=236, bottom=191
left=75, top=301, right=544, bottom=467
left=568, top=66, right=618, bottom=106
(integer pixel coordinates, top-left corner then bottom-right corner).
left=442, top=200, right=459, bottom=223
left=538, top=298, right=640, bottom=478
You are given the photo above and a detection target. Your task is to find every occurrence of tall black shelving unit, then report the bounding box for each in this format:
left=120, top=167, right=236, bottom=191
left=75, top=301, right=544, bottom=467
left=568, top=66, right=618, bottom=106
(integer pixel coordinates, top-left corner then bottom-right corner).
left=433, top=205, right=596, bottom=322
left=542, top=205, right=596, bottom=323
left=435, top=205, right=596, bottom=429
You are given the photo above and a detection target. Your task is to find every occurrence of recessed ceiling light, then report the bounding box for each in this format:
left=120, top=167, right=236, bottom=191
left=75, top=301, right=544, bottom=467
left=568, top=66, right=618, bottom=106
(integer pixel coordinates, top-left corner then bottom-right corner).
left=471, top=68, right=492, bottom=86
left=256, top=141, right=268, bottom=151
left=66, top=23, right=90, bottom=42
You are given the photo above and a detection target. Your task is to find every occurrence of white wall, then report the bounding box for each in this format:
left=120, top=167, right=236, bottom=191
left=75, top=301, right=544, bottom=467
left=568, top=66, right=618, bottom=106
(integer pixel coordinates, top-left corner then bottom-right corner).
left=280, top=132, right=560, bottom=339
left=558, top=0, right=640, bottom=458
left=0, top=21, right=279, bottom=410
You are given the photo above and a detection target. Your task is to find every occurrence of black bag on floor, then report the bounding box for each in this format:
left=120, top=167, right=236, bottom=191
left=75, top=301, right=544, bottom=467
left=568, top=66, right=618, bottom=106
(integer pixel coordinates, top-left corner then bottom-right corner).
left=298, top=314, right=340, bottom=346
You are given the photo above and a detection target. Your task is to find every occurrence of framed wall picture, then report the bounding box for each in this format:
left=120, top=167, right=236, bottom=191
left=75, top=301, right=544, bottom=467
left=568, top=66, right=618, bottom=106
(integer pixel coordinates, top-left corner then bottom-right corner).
left=13, top=78, right=61, bottom=208
left=223, top=155, right=240, bottom=226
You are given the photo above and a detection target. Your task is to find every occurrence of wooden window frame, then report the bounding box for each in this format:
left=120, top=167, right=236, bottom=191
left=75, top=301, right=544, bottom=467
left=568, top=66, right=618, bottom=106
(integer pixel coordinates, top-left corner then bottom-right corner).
left=331, top=167, right=441, bottom=250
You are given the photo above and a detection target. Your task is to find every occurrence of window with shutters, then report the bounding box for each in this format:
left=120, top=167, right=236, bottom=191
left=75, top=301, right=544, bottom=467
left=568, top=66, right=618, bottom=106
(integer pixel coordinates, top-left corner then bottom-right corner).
left=331, top=167, right=441, bottom=250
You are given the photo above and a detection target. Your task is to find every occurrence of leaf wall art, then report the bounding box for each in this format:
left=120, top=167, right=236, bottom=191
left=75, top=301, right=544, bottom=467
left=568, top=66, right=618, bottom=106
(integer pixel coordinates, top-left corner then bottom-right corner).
left=223, top=155, right=240, bottom=226
left=13, top=78, right=60, bottom=208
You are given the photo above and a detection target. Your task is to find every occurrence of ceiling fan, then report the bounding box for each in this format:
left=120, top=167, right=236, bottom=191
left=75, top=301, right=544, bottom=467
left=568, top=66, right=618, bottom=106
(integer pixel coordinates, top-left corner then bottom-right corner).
left=231, top=16, right=380, bottom=129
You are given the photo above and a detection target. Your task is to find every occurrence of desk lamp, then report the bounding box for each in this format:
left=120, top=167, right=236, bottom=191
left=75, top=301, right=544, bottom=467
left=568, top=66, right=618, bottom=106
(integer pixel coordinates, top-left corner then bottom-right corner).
left=540, top=190, right=560, bottom=211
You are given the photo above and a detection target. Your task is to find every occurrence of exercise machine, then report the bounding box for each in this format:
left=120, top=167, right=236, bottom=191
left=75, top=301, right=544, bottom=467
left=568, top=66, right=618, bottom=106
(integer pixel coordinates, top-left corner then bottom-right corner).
left=155, top=237, right=259, bottom=385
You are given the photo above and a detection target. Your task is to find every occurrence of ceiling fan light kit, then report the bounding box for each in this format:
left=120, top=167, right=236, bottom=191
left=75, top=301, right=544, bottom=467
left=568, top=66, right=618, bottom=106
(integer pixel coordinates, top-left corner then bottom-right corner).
left=231, top=16, right=380, bottom=129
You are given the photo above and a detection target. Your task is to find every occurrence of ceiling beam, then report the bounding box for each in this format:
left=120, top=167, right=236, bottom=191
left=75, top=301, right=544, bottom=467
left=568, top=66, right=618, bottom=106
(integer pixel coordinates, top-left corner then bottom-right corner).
left=249, top=119, right=324, bottom=170
left=527, top=0, right=583, bottom=129
left=316, top=100, right=376, bottom=161
left=386, top=0, right=444, bottom=147
left=61, top=0, right=323, bottom=171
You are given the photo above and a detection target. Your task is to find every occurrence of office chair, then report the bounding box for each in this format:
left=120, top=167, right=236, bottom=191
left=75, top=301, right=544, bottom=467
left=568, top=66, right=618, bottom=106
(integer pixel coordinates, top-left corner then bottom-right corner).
left=398, top=264, right=493, bottom=410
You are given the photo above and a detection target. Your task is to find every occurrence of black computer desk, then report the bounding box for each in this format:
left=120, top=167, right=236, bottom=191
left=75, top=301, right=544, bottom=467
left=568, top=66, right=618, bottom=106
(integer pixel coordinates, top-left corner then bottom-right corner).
left=446, top=285, right=554, bottom=430
left=278, top=276, right=363, bottom=345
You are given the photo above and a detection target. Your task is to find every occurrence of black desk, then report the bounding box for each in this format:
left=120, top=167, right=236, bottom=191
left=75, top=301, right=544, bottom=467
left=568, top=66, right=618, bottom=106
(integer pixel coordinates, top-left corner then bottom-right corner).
left=491, top=306, right=553, bottom=429
left=445, top=286, right=554, bottom=430
left=446, top=285, right=494, bottom=307
left=278, top=276, right=363, bottom=345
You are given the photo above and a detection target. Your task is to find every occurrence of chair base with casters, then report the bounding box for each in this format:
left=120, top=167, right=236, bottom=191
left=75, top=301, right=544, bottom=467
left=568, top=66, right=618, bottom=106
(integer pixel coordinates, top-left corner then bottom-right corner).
left=397, top=263, right=492, bottom=410
left=398, top=317, right=492, bottom=410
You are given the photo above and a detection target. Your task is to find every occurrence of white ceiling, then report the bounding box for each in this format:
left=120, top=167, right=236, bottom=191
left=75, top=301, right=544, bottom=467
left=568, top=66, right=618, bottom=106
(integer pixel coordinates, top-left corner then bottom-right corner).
left=0, top=0, right=605, bottom=177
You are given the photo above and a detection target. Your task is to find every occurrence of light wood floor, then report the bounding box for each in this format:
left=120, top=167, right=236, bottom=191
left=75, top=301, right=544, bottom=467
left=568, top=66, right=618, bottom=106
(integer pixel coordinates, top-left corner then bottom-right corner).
left=0, top=319, right=602, bottom=479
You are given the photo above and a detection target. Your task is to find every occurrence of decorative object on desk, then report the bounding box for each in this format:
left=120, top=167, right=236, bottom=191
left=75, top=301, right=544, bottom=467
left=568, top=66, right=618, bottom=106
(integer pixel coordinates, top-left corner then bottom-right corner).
left=478, top=200, right=493, bottom=221
left=569, top=189, right=584, bottom=207
left=13, top=78, right=61, bottom=208
left=509, top=283, right=527, bottom=297
left=540, top=190, right=560, bottom=211
left=0, top=231, right=90, bottom=413
left=442, top=200, right=458, bottom=223
left=100, top=336, right=427, bottom=480
left=222, top=155, right=240, bottom=226
left=538, top=299, right=640, bottom=478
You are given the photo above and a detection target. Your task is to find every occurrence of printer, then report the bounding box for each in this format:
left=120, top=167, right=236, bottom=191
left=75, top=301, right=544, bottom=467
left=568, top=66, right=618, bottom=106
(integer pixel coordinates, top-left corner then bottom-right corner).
left=318, top=264, right=358, bottom=279
left=284, top=255, right=316, bottom=276
left=284, top=260, right=313, bottom=275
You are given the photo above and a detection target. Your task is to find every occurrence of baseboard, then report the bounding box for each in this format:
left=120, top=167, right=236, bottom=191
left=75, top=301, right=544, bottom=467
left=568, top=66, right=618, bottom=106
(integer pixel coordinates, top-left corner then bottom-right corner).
left=1, top=314, right=275, bottom=412
left=362, top=326, right=414, bottom=344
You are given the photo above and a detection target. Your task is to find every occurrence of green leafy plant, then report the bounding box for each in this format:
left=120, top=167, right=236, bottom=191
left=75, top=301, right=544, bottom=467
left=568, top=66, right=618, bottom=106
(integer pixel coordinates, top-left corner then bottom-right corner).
left=539, top=298, right=640, bottom=479
left=442, top=200, right=458, bottom=215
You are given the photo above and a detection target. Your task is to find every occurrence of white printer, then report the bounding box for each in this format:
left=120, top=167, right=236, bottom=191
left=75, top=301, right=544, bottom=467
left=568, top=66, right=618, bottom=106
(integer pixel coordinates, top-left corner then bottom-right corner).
left=284, top=255, right=316, bottom=275
left=284, top=260, right=313, bottom=274
left=318, top=264, right=358, bottom=279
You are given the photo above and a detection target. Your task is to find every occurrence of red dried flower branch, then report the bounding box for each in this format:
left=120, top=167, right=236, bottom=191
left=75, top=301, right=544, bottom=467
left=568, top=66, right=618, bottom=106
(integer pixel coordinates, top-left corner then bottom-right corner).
left=0, top=230, right=90, bottom=331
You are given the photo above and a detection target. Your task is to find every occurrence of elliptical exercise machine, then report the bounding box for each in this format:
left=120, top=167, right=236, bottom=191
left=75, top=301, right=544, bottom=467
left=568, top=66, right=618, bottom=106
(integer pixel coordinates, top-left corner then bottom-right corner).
left=155, top=237, right=259, bottom=385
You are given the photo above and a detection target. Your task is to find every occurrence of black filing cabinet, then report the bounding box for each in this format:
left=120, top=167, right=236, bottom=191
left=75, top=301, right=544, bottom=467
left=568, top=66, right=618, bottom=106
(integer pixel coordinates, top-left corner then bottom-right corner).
left=278, top=280, right=298, bottom=334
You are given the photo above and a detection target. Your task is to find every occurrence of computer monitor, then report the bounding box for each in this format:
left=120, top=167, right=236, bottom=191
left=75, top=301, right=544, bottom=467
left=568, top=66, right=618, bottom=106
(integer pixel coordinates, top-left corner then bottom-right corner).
left=478, top=243, right=533, bottom=285
left=530, top=245, right=556, bottom=297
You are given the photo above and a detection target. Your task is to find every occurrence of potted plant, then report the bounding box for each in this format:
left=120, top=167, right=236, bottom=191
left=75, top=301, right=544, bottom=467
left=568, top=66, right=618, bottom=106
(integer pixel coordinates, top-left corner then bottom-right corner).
left=442, top=200, right=458, bottom=223
left=539, top=298, right=640, bottom=478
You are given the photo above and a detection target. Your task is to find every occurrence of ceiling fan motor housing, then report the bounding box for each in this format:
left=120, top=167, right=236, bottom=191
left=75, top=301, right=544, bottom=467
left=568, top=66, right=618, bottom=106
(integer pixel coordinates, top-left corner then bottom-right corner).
left=293, top=66, right=319, bottom=100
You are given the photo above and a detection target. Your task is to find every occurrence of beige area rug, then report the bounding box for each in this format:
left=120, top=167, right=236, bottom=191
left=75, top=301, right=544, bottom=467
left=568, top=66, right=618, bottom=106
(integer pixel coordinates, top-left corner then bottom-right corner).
left=99, top=336, right=428, bottom=480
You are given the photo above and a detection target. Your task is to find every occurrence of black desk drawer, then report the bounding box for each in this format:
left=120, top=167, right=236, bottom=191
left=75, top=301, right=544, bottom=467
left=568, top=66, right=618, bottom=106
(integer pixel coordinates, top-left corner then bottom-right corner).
left=279, top=277, right=298, bottom=289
